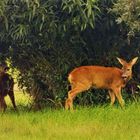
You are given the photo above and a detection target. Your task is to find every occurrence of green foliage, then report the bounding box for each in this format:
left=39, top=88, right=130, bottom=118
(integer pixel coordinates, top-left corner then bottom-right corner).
left=111, top=0, right=140, bottom=37
left=62, top=0, right=100, bottom=30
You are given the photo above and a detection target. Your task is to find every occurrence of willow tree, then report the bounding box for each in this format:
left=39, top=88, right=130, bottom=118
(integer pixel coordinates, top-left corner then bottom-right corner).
left=0, top=0, right=101, bottom=109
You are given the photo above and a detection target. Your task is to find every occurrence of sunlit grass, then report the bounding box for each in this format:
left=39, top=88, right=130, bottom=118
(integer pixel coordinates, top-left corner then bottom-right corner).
left=1, top=101, right=140, bottom=140
left=2, top=86, right=140, bottom=140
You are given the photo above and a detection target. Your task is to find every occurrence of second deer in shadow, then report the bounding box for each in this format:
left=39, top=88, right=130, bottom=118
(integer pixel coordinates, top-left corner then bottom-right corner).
left=0, top=64, right=17, bottom=112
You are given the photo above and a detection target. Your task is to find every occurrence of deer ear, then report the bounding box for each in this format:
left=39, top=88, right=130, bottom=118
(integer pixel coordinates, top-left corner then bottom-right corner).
left=117, top=57, right=127, bottom=65
left=130, top=57, right=138, bottom=66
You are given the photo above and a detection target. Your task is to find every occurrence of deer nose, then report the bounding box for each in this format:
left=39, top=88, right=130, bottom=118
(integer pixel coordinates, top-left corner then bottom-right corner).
left=122, top=76, right=127, bottom=80
left=122, top=74, right=128, bottom=80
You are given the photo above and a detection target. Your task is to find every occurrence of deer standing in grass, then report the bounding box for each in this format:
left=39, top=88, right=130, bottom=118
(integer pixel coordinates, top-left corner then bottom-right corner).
left=65, top=57, right=138, bottom=110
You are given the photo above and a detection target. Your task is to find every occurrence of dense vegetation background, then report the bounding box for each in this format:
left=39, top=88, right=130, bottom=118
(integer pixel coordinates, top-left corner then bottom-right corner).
left=0, top=0, right=140, bottom=109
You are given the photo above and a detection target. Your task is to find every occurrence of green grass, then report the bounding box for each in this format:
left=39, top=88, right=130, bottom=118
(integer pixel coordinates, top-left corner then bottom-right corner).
left=1, top=92, right=140, bottom=140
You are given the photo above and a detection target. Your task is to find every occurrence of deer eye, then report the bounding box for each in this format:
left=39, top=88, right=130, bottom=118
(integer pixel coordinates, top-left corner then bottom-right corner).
left=127, top=69, right=130, bottom=71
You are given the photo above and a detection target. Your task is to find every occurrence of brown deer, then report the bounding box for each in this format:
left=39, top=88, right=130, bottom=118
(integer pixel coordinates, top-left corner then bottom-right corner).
left=0, top=64, right=17, bottom=112
left=65, top=57, right=138, bottom=110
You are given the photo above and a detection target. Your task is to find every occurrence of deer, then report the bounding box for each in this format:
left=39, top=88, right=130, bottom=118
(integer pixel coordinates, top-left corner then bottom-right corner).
left=0, top=64, right=17, bottom=112
left=65, top=57, right=138, bottom=110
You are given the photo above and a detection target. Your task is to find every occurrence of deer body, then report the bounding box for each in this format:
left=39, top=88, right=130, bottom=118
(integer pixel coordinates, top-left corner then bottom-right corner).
left=69, top=66, right=126, bottom=89
left=65, top=57, right=138, bottom=110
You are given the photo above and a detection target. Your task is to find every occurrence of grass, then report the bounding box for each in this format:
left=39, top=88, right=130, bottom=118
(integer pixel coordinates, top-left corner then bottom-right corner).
left=1, top=91, right=140, bottom=140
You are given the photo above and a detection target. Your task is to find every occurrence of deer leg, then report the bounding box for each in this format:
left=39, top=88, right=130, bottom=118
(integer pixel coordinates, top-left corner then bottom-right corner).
left=65, top=91, right=72, bottom=110
left=114, top=88, right=125, bottom=108
left=0, top=96, right=7, bottom=112
left=8, top=91, right=17, bottom=111
left=65, top=85, right=90, bottom=111
left=0, top=97, right=3, bottom=111
left=109, top=90, right=115, bottom=106
left=3, top=98, right=7, bottom=112
left=65, top=88, right=82, bottom=111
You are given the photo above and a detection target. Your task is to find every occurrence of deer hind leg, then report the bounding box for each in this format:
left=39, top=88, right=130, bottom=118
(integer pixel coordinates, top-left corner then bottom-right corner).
left=65, top=88, right=83, bottom=111
left=65, top=84, right=91, bottom=111
left=109, top=90, right=115, bottom=106
left=65, top=91, right=73, bottom=111
left=0, top=96, right=7, bottom=112
left=113, top=88, right=125, bottom=108
left=0, top=97, right=3, bottom=111
left=3, top=98, right=7, bottom=112
left=8, top=90, right=17, bottom=111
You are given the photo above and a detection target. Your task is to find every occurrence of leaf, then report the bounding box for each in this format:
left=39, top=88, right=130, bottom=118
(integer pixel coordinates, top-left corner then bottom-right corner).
left=34, top=0, right=40, bottom=7
left=116, top=17, right=122, bottom=24
left=3, top=16, right=8, bottom=31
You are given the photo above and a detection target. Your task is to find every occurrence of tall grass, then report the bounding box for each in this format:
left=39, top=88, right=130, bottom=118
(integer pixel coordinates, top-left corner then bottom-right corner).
left=1, top=101, right=140, bottom=140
